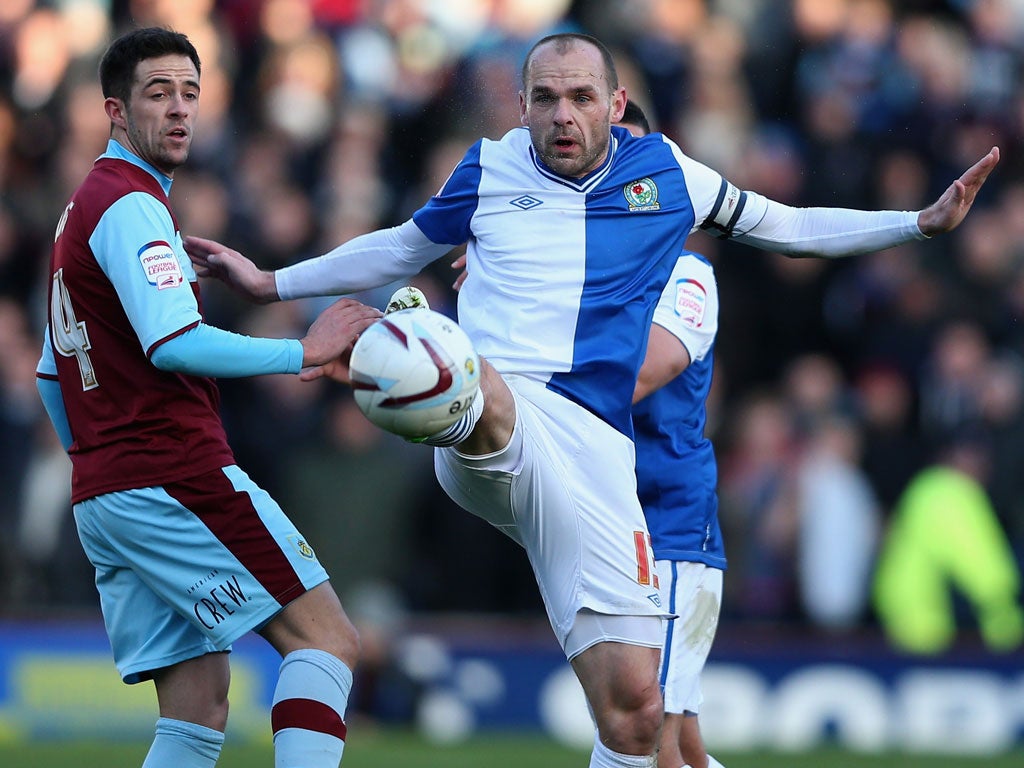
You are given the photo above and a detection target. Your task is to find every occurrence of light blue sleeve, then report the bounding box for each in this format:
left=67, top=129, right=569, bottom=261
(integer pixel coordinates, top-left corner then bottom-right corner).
left=150, top=323, right=304, bottom=377
left=91, top=190, right=303, bottom=376
left=36, top=328, right=73, bottom=451
left=90, top=191, right=202, bottom=355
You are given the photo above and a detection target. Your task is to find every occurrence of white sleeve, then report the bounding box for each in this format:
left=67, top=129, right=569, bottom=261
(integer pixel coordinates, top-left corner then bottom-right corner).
left=667, top=140, right=928, bottom=258
left=651, top=254, right=718, bottom=364
left=275, top=219, right=452, bottom=300
left=727, top=192, right=927, bottom=257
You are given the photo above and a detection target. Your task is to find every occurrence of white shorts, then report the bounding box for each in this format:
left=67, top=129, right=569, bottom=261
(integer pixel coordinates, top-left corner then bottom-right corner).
left=434, top=374, right=670, bottom=656
left=656, top=560, right=723, bottom=715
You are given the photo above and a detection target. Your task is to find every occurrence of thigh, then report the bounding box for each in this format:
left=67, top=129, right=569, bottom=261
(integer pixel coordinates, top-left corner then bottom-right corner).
left=437, top=378, right=670, bottom=651
left=570, top=635, right=662, bottom=714
left=75, top=465, right=329, bottom=677
left=656, top=560, right=723, bottom=714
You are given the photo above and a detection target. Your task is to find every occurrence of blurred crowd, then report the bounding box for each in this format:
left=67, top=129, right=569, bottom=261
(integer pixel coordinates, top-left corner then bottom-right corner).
left=1, top=0, right=1024, bottom=656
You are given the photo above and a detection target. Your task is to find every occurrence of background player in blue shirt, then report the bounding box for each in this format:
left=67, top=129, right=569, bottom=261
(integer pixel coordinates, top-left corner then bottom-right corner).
left=34, top=27, right=381, bottom=768
left=634, top=245, right=724, bottom=768
left=612, top=101, right=727, bottom=768
left=186, top=33, right=998, bottom=768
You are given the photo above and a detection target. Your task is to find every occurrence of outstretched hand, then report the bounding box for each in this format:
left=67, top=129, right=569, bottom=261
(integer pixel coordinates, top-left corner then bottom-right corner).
left=299, top=297, right=382, bottom=369
left=184, top=235, right=279, bottom=304
left=917, top=147, right=999, bottom=236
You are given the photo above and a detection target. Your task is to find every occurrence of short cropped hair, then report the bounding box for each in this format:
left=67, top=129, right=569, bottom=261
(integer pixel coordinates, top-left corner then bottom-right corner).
left=99, top=27, right=201, bottom=102
left=620, top=100, right=652, bottom=135
left=521, top=33, right=619, bottom=92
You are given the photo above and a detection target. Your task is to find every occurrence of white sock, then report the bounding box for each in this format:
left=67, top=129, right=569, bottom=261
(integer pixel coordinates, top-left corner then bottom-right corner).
left=589, top=734, right=656, bottom=768
left=707, top=757, right=726, bottom=768
left=418, top=388, right=484, bottom=446
left=141, top=717, right=224, bottom=768
left=272, top=649, right=352, bottom=768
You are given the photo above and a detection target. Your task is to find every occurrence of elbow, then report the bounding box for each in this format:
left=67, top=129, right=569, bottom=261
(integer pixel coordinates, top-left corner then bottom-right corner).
left=150, top=343, right=189, bottom=373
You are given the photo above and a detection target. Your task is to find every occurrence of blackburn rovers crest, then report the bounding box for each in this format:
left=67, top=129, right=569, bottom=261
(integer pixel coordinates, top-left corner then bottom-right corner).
left=623, top=177, right=660, bottom=212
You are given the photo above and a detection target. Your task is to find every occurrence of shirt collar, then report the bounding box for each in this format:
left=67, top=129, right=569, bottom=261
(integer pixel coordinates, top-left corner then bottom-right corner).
left=101, top=139, right=174, bottom=196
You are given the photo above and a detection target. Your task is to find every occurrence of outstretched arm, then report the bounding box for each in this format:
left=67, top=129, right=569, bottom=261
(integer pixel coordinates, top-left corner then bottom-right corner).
left=701, top=147, right=1000, bottom=258
left=185, top=236, right=280, bottom=303
left=150, top=298, right=382, bottom=375
left=186, top=221, right=452, bottom=303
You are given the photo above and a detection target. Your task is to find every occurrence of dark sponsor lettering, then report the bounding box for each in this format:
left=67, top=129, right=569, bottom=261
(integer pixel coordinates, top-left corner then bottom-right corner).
left=186, top=569, right=220, bottom=595
left=192, top=574, right=248, bottom=629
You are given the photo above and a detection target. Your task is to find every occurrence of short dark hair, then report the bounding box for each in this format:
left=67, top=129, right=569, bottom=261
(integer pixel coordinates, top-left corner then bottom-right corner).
left=521, top=33, right=618, bottom=92
left=620, top=100, right=651, bottom=135
left=99, top=27, right=201, bottom=102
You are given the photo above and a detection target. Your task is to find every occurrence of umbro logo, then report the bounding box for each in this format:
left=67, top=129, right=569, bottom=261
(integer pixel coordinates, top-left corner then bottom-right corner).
left=509, top=195, right=543, bottom=210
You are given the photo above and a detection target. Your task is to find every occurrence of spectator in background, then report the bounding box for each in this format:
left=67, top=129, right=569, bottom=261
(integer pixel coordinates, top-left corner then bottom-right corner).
left=718, top=392, right=800, bottom=622
left=853, top=362, right=925, bottom=514
left=918, top=318, right=991, bottom=439
left=977, top=354, right=1024, bottom=559
left=796, top=414, right=881, bottom=630
left=873, top=431, right=1024, bottom=655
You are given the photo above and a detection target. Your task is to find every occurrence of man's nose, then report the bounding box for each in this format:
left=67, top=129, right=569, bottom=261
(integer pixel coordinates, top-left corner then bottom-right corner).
left=552, top=98, right=574, bottom=125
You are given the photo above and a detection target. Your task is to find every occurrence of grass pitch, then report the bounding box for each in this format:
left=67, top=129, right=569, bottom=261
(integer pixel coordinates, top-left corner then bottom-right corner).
left=1, top=730, right=1022, bottom=768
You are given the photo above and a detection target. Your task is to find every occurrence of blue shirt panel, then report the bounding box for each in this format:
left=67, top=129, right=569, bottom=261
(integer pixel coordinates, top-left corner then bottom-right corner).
left=413, top=140, right=482, bottom=246
left=547, top=129, right=696, bottom=434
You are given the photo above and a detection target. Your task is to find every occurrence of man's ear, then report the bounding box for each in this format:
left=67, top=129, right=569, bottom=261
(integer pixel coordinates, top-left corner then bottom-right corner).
left=610, top=88, right=627, bottom=124
left=104, top=97, right=127, bottom=130
left=519, top=91, right=528, bottom=126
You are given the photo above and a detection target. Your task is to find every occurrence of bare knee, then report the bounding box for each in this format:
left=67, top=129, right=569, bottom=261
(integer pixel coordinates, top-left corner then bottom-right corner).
left=599, top=682, right=664, bottom=755
left=573, top=641, right=664, bottom=755
left=261, top=583, right=361, bottom=669
left=153, top=652, right=231, bottom=731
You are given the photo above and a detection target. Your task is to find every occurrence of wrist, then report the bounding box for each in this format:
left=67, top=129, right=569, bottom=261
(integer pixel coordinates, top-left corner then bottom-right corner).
left=916, top=208, right=937, bottom=238
left=298, top=336, right=320, bottom=367
left=260, top=270, right=281, bottom=303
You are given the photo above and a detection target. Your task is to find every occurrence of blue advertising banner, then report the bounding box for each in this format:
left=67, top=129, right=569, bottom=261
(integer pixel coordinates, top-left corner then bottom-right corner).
left=0, top=619, right=1020, bottom=755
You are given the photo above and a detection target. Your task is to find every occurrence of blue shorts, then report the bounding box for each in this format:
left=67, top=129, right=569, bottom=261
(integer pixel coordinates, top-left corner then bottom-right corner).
left=74, top=465, right=328, bottom=683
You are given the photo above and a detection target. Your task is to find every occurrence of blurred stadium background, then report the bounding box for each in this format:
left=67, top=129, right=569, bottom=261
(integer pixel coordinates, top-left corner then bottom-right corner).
left=1, top=0, right=1024, bottom=762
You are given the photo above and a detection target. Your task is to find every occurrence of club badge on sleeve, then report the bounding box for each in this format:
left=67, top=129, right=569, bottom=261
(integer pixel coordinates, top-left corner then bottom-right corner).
left=138, top=240, right=184, bottom=289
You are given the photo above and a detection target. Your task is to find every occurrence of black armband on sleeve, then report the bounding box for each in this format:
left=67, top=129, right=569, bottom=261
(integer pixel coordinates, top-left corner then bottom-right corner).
left=699, top=179, right=747, bottom=239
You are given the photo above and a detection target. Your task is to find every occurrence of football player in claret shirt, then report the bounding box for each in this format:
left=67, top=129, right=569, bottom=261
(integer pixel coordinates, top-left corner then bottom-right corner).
left=186, top=32, right=997, bottom=768
left=35, top=27, right=381, bottom=768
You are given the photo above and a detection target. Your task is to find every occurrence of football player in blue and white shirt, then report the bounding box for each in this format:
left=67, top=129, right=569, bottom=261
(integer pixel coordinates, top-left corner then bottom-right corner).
left=186, top=33, right=998, bottom=768
left=454, top=100, right=726, bottom=768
